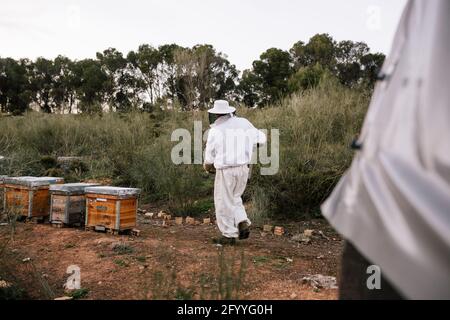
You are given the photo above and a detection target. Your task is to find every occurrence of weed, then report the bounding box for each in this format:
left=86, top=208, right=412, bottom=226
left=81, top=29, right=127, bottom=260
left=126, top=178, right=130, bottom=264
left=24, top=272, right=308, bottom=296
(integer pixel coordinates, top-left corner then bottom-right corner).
left=112, top=243, right=134, bottom=255
left=69, top=288, right=89, bottom=299
left=114, top=259, right=129, bottom=267
left=0, top=79, right=368, bottom=217
left=135, top=256, right=147, bottom=263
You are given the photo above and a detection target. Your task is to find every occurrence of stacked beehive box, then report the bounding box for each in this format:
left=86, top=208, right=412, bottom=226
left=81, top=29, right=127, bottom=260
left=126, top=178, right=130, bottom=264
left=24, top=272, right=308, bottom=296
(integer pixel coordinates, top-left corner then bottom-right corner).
left=3, top=177, right=64, bottom=218
left=0, top=175, right=7, bottom=212
left=49, top=183, right=100, bottom=227
left=85, top=186, right=141, bottom=234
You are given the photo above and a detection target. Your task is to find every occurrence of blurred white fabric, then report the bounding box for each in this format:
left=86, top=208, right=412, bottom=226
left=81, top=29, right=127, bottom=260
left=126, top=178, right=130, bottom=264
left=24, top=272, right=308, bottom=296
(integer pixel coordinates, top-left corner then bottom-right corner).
left=321, top=0, right=450, bottom=299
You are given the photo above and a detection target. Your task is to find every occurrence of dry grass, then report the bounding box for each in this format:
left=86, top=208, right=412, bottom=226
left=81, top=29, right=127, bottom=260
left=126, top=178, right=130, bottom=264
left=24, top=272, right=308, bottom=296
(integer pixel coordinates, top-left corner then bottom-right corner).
left=0, top=78, right=369, bottom=218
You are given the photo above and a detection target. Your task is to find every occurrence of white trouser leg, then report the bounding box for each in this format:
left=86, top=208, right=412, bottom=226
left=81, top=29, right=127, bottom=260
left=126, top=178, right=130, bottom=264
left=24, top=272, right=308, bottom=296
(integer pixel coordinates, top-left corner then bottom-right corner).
left=214, top=165, right=251, bottom=238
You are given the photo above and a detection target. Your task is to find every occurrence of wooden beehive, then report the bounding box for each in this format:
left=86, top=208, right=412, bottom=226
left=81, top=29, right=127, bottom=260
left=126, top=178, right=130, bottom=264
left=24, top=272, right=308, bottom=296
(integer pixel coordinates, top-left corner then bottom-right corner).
left=85, top=186, right=141, bottom=233
left=3, top=177, right=64, bottom=218
left=49, top=183, right=100, bottom=226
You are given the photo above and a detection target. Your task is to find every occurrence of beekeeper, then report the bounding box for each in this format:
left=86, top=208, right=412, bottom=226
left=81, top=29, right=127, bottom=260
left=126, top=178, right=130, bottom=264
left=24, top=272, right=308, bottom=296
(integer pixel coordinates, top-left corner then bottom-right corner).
left=204, top=100, right=267, bottom=245
left=322, top=0, right=450, bottom=299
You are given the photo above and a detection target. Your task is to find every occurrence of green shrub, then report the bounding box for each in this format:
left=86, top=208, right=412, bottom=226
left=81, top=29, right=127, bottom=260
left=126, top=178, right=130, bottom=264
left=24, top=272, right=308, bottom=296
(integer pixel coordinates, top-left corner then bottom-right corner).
left=69, top=288, right=89, bottom=299
left=0, top=79, right=368, bottom=218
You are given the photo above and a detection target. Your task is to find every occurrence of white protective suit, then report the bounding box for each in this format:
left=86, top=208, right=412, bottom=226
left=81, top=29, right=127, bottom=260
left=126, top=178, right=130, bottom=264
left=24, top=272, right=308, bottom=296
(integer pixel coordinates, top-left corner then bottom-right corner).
left=205, top=115, right=267, bottom=238
left=321, top=0, right=450, bottom=299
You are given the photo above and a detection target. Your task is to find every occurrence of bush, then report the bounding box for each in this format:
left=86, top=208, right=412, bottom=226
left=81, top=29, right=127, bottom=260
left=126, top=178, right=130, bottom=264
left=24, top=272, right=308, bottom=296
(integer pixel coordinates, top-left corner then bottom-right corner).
left=241, top=78, right=369, bottom=218
left=0, top=79, right=368, bottom=218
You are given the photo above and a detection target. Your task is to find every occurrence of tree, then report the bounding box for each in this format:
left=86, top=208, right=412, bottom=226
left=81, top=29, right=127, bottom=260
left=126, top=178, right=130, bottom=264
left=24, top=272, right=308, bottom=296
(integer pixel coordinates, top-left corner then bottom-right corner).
left=238, top=70, right=262, bottom=107
left=335, top=41, right=367, bottom=86
left=192, top=44, right=238, bottom=109
left=242, top=48, right=293, bottom=106
left=0, top=58, right=32, bottom=114
left=72, top=59, right=108, bottom=113
left=172, top=45, right=238, bottom=110
left=28, top=57, right=59, bottom=113
left=295, top=34, right=337, bottom=70
left=360, top=53, right=385, bottom=87
left=127, top=45, right=162, bottom=105
left=288, top=63, right=327, bottom=92
left=158, top=44, right=184, bottom=104
left=52, top=56, right=77, bottom=114
left=97, top=48, right=134, bottom=111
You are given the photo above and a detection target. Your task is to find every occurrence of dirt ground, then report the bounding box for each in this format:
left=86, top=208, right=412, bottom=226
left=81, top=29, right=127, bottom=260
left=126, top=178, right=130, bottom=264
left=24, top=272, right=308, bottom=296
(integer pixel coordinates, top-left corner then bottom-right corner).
left=0, top=205, right=343, bottom=300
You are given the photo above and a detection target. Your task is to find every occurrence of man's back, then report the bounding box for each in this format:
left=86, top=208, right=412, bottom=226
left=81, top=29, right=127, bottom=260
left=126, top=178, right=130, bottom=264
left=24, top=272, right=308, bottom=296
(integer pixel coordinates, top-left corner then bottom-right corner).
left=204, top=115, right=266, bottom=169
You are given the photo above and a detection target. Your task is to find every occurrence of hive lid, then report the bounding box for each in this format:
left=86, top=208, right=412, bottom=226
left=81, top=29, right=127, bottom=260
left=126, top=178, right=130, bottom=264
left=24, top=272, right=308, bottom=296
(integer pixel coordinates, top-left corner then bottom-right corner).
left=50, top=183, right=101, bottom=194
left=85, top=186, right=141, bottom=197
left=4, top=176, right=64, bottom=187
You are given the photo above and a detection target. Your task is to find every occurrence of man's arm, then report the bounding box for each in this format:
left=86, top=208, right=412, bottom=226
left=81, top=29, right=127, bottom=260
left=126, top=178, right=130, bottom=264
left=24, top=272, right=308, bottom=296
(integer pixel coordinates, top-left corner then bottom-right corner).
left=203, top=129, right=216, bottom=173
left=247, top=120, right=267, bottom=147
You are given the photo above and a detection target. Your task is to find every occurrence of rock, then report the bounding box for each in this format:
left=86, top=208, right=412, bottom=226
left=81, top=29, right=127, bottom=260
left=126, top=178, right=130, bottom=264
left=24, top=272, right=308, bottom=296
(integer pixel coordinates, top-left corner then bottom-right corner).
left=318, top=230, right=330, bottom=241
left=0, top=280, right=11, bottom=288
left=22, top=257, right=31, bottom=263
left=144, top=212, right=154, bottom=218
left=290, top=293, right=297, bottom=299
left=162, top=220, right=171, bottom=227
left=157, top=211, right=166, bottom=218
left=286, top=257, right=293, bottom=263
left=0, top=223, right=8, bottom=226
left=302, top=237, right=311, bottom=244
left=301, top=274, right=338, bottom=290
left=292, top=230, right=313, bottom=244
left=54, top=296, right=73, bottom=300
left=95, top=238, right=115, bottom=245
left=109, top=241, right=123, bottom=250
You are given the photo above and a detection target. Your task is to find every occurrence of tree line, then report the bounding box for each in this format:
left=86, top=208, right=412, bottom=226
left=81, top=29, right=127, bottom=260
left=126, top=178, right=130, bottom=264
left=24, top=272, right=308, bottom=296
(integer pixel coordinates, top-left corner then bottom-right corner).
left=0, top=33, right=384, bottom=115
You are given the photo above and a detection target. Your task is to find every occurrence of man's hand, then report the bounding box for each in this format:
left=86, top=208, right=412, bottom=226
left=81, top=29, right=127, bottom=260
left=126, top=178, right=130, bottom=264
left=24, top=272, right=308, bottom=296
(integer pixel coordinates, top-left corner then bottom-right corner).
left=203, top=163, right=216, bottom=174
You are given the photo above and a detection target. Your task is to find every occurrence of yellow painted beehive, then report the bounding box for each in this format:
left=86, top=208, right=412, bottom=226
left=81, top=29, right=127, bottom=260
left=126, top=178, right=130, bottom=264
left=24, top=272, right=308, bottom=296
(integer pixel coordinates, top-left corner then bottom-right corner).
left=3, top=177, right=64, bottom=218
left=85, top=186, right=141, bottom=233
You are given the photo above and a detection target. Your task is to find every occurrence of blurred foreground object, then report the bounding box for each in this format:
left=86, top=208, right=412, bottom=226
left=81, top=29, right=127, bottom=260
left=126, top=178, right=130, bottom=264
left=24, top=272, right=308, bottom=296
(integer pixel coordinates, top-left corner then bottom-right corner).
left=322, top=0, right=450, bottom=299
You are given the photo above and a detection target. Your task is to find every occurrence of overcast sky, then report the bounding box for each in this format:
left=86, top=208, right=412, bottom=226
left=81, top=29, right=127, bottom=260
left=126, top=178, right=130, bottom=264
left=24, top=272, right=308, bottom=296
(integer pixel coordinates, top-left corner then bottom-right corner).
left=1, top=0, right=407, bottom=71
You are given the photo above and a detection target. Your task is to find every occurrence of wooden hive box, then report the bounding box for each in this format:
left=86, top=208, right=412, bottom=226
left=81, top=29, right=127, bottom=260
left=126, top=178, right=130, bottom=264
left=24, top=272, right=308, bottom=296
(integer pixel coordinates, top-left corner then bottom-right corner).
left=85, top=186, right=141, bottom=233
left=49, top=183, right=100, bottom=226
left=3, top=177, right=64, bottom=218
left=0, top=175, right=7, bottom=212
